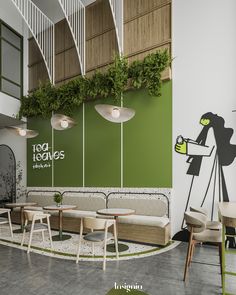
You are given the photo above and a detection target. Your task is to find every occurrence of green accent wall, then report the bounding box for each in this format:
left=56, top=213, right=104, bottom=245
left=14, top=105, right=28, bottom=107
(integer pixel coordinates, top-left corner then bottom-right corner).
left=85, top=98, right=121, bottom=187
left=123, top=81, right=172, bottom=187
left=27, top=118, right=52, bottom=187
left=27, top=82, right=172, bottom=188
left=54, top=109, right=83, bottom=187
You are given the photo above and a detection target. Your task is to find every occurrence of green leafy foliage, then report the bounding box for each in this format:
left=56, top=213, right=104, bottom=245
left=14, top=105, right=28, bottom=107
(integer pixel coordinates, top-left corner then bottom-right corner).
left=53, top=193, right=63, bottom=204
left=19, top=50, right=171, bottom=118
left=128, top=49, right=171, bottom=96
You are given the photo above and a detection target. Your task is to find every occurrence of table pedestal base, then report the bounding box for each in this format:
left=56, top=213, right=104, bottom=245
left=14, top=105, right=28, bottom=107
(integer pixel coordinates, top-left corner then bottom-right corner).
left=52, top=234, right=72, bottom=241
left=107, top=243, right=129, bottom=252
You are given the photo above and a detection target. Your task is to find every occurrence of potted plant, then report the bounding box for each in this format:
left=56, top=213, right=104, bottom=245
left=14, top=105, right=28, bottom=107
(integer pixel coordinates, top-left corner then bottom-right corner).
left=54, top=193, right=63, bottom=207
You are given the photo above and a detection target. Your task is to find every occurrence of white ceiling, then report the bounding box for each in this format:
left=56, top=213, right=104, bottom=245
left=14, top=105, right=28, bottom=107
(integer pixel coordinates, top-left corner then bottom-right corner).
left=32, top=0, right=96, bottom=23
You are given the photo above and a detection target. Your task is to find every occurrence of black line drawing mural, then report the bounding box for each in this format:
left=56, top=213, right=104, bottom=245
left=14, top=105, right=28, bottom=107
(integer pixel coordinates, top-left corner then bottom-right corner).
left=174, top=112, right=236, bottom=247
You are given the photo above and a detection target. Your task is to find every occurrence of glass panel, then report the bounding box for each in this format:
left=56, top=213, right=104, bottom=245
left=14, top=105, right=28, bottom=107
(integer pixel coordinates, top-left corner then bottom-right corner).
left=2, top=78, right=21, bottom=98
left=1, top=40, right=21, bottom=84
left=1, top=24, right=21, bottom=49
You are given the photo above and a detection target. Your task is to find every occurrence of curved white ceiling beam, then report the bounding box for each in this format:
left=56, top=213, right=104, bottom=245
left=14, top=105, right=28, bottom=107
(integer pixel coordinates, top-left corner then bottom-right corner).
left=11, top=0, right=55, bottom=84
left=108, top=0, right=123, bottom=55
left=57, top=0, right=86, bottom=76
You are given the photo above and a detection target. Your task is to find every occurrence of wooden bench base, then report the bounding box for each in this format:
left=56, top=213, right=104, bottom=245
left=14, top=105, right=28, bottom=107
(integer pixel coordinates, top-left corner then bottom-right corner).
left=117, top=223, right=171, bottom=246
left=10, top=212, right=170, bottom=246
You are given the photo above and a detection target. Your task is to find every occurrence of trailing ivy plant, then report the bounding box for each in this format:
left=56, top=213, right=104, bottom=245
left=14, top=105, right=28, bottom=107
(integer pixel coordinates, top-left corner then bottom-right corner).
left=19, top=49, right=171, bottom=118
left=128, top=49, right=170, bottom=96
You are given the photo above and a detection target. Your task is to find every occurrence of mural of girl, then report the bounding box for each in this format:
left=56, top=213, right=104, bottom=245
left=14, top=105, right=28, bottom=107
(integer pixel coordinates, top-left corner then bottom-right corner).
left=174, top=112, right=236, bottom=247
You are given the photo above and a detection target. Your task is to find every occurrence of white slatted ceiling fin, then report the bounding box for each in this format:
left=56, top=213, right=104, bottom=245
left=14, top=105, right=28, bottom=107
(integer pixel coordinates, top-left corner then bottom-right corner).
left=109, top=0, right=123, bottom=54
left=11, top=0, right=55, bottom=84
left=58, top=0, right=86, bottom=76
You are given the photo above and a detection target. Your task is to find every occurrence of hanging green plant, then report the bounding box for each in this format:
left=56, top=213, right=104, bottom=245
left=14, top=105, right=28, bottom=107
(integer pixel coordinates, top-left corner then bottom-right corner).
left=19, top=49, right=171, bottom=118
left=128, top=49, right=171, bottom=96
left=107, top=54, right=128, bottom=101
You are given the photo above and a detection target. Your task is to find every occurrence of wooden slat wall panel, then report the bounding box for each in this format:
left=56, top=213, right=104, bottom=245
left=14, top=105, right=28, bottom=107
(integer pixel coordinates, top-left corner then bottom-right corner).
left=29, top=61, right=48, bottom=91
left=86, top=30, right=117, bottom=72
left=55, top=20, right=65, bottom=54
left=65, top=47, right=81, bottom=78
left=55, top=52, right=65, bottom=83
left=86, top=0, right=114, bottom=39
left=64, top=20, right=75, bottom=50
left=127, top=43, right=170, bottom=62
left=28, top=38, right=43, bottom=66
left=124, top=0, right=170, bottom=21
left=124, top=5, right=171, bottom=57
left=28, top=0, right=171, bottom=91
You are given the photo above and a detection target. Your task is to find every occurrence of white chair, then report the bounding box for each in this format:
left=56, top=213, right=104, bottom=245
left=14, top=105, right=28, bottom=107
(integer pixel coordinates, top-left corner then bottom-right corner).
left=0, top=208, right=13, bottom=237
left=21, top=210, right=53, bottom=253
left=190, top=206, right=221, bottom=230
left=183, top=211, right=222, bottom=281
left=76, top=217, right=119, bottom=270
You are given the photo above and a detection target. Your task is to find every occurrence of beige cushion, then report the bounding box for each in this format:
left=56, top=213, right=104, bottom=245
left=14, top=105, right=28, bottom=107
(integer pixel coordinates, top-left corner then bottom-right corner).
left=190, top=207, right=221, bottom=230
left=185, top=211, right=207, bottom=233
left=63, top=194, right=106, bottom=211
left=108, top=195, right=167, bottom=217
left=27, top=194, right=54, bottom=207
left=190, top=206, right=208, bottom=216
left=24, top=206, right=43, bottom=211
left=118, top=215, right=169, bottom=228
left=63, top=210, right=97, bottom=218
left=13, top=207, right=42, bottom=212
left=193, top=229, right=222, bottom=243
left=206, top=221, right=222, bottom=230
left=27, top=193, right=106, bottom=212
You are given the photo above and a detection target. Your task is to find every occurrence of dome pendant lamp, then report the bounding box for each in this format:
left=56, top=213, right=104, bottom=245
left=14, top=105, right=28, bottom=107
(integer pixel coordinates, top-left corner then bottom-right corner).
left=94, top=104, right=135, bottom=123
left=50, top=114, right=76, bottom=130
left=6, top=126, right=39, bottom=138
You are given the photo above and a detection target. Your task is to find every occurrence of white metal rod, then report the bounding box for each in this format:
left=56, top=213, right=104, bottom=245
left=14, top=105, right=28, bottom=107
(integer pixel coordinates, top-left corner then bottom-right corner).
left=11, top=0, right=55, bottom=84
left=57, top=0, right=85, bottom=76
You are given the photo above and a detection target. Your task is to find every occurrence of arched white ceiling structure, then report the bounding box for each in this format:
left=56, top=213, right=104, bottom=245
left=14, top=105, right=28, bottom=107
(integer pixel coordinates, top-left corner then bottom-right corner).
left=11, top=0, right=55, bottom=84
left=57, top=0, right=86, bottom=76
left=108, top=0, right=123, bottom=55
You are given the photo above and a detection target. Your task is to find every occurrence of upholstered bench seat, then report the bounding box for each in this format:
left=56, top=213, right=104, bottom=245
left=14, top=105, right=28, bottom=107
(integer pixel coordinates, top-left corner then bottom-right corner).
left=118, top=215, right=169, bottom=228
left=63, top=210, right=97, bottom=218
left=24, top=206, right=43, bottom=211
left=107, top=193, right=171, bottom=245
left=11, top=191, right=171, bottom=246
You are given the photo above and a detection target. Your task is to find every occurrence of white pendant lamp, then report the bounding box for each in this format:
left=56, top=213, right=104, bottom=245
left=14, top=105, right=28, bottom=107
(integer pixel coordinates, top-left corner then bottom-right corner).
left=94, top=104, right=135, bottom=123
left=51, top=113, right=76, bottom=130
left=6, top=126, right=39, bottom=138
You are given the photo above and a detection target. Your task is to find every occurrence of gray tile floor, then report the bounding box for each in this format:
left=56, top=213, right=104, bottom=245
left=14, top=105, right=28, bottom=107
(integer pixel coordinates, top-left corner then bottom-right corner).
left=0, top=242, right=235, bottom=295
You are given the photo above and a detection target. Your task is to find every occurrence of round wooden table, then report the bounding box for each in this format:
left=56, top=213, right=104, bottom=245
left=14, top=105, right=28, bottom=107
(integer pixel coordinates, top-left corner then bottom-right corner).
left=43, top=205, right=76, bottom=241
left=96, top=208, right=135, bottom=252
left=5, top=202, right=37, bottom=233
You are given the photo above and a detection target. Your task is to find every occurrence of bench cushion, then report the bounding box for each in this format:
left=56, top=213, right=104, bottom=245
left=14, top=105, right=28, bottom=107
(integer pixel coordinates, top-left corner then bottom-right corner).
left=27, top=192, right=106, bottom=212
left=62, top=194, right=106, bottom=211
left=24, top=206, right=43, bottom=211
left=118, top=215, right=169, bottom=228
left=108, top=195, right=168, bottom=217
left=63, top=210, right=97, bottom=218
left=27, top=194, right=56, bottom=207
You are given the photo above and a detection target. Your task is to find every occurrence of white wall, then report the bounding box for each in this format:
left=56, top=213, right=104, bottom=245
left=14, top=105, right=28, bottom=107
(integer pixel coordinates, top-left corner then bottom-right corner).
left=0, top=1, right=29, bottom=200
left=172, top=0, right=236, bottom=235
left=0, top=0, right=29, bottom=117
